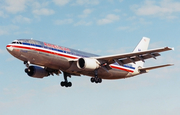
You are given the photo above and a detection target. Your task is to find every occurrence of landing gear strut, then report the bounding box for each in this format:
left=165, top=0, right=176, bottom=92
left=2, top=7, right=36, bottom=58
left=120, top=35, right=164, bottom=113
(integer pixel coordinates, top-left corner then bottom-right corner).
left=60, top=72, right=72, bottom=87
left=90, top=69, right=102, bottom=84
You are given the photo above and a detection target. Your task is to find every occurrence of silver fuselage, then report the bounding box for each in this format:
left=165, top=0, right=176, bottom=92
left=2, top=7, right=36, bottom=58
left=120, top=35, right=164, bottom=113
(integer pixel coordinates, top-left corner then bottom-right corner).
left=6, top=39, right=139, bottom=79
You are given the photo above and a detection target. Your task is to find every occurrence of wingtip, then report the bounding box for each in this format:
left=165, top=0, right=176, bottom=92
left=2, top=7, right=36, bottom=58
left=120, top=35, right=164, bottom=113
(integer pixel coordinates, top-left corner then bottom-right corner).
left=168, top=64, right=174, bottom=66
left=164, top=47, right=175, bottom=51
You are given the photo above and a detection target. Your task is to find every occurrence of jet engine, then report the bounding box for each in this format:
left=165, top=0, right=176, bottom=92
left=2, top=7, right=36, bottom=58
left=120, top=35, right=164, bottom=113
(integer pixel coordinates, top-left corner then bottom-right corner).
left=77, top=58, right=100, bottom=71
left=25, top=66, right=49, bottom=78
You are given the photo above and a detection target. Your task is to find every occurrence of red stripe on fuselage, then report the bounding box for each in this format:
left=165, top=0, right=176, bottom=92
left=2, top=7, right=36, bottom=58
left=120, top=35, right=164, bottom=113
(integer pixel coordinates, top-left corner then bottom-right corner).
left=7, top=45, right=78, bottom=59
left=110, top=65, right=134, bottom=73
left=6, top=44, right=134, bottom=73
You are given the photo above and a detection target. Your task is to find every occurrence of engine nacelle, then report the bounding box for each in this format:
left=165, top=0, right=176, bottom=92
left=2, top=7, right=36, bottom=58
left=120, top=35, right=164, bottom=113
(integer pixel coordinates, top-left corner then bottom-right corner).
left=77, top=58, right=100, bottom=71
left=25, top=66, right=49, bottom=78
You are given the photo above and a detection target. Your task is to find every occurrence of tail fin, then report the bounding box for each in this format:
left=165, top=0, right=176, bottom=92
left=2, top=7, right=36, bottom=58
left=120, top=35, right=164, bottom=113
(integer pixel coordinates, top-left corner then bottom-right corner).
left=131, top=37, right=150, bottom=67
left=133, top=37, right=150, bottom=53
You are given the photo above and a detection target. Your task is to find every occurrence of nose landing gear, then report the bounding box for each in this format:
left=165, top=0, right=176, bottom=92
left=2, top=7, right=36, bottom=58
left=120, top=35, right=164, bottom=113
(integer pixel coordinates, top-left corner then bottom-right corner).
left=24, top=61, right=30, bottom=67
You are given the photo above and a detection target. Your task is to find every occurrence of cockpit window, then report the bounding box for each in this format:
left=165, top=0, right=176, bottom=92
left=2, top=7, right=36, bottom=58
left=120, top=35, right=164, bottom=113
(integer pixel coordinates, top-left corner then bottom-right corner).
left=12, top=41, right=22, bottom=44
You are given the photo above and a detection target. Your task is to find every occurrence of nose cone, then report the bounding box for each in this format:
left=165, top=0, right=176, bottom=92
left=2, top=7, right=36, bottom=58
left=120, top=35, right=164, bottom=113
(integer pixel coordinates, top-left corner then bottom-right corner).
left=6, top=45, right=13, bottom=52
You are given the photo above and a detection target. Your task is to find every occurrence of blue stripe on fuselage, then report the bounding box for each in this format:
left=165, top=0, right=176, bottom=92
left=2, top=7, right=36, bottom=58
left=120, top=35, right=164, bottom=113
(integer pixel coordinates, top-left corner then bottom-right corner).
left=22, top=42, right=70, bottom=54
left=123, top=65, right=135, bottom=70
left=21, top=42, right=95, bottom=58
left=20, top=40, right=135, bottom=71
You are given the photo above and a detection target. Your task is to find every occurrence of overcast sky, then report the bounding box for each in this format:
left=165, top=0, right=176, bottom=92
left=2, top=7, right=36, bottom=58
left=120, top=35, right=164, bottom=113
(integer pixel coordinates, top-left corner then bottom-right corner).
left=0, top=0, right=180, bottom=115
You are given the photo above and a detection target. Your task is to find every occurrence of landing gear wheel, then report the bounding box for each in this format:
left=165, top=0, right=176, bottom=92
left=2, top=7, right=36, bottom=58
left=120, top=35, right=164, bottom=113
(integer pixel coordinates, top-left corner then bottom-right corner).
left=60, top=81, right=65, bottom=87
left=95, top=77, right=99, bottom=84
left=65, top=83, right=69, bottom=87
left=68, top=82, right=72, bottom=87
left=98, top=78, right=102, bottom=83
left=90, top=78, right=95, bottom=83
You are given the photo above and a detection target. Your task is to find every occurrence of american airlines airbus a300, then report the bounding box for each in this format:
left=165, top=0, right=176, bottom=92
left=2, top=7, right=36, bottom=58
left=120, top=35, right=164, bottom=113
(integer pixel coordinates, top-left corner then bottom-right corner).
left=6, top=37, right=174, bottom=87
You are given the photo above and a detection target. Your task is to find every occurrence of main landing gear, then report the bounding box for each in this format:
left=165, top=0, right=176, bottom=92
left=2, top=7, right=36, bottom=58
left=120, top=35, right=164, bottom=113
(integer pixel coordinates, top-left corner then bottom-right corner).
left=90, top=77, right=102, bottom=83
left=90, top=69, right=102, bottom=84
left=60, top=72, right=72, bottom=87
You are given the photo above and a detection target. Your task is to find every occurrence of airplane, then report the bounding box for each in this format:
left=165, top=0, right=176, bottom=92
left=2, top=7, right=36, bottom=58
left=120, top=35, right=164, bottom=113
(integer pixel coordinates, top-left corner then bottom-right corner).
left=6, top=37, right=174, bottom=87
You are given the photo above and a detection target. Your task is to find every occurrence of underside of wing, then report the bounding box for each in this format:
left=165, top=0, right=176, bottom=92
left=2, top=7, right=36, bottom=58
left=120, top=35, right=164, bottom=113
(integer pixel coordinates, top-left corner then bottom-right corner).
left=93, top=47, right=174, bottom=65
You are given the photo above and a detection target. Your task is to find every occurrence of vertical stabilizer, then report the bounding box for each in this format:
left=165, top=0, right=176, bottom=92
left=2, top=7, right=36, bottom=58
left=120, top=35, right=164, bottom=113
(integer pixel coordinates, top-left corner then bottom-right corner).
left=133, top=37, right=150, bottom=53
left=131, top=37, right=150, bottom=68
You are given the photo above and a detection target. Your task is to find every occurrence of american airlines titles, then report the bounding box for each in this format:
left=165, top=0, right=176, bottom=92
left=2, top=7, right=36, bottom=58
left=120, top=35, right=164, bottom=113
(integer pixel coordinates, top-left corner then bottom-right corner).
left=44, top=42, right=71, bottom=52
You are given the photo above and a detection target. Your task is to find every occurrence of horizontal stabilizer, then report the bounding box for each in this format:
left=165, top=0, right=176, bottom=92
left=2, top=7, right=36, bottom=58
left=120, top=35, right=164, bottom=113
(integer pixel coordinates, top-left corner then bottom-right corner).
left=139, top=64, right=174, bottom=73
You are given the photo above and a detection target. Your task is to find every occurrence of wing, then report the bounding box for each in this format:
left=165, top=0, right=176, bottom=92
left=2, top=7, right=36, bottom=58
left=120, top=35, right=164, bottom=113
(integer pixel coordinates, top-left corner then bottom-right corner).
left=93, top=47, right=174, bottom=65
